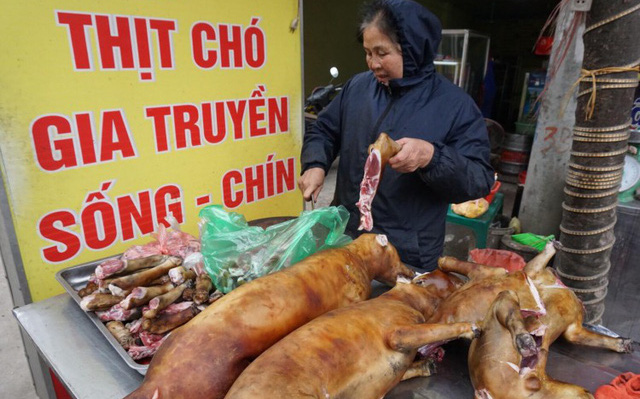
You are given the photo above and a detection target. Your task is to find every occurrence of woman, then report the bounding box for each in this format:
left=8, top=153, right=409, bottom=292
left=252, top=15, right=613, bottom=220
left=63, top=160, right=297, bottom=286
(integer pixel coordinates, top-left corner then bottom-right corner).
left=298, top=0, right=493, bottom=270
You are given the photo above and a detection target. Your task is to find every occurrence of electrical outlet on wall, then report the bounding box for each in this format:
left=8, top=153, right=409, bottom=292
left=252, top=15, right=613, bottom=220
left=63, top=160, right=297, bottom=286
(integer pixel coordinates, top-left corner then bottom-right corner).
left=570, top=0, right=592, bottom=11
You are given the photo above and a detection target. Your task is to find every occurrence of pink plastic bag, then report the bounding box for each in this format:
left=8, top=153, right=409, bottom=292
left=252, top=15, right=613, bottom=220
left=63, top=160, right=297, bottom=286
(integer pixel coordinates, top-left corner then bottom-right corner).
left=470, top=248, right=526, bottom=272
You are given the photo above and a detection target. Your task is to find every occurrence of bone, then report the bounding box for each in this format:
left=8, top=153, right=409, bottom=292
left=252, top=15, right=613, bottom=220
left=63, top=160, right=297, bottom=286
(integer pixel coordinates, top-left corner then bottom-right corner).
left=80, top=293, right=124, bottom=311
left=169, top=266, right=197, bottom=285
left=96, top=304, right=141, bottom=322
left=120, top=282, right=175, bottom=310
left=143, top=283, right=188, bottom=319
left=96, top=255, right=168, bottom=279
left=108, top=256, right=182, bottom=294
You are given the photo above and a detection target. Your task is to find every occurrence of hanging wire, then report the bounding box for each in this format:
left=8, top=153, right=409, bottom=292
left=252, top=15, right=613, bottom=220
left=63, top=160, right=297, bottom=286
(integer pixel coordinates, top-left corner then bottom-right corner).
left=534, top=0, right=587, bottom=114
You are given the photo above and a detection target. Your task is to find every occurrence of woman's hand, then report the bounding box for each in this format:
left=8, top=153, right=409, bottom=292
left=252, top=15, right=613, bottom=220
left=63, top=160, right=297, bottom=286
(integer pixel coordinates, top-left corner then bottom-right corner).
left=297, top=167, right=326, bottom=202
left=388, top=138, right=434, bottom=173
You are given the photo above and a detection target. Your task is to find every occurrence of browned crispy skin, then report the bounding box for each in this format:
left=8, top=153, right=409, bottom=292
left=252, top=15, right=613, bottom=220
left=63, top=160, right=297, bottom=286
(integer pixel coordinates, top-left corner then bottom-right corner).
left=148, top=275, right=172, bottom=286
left=193, top=273, right=213, bottom=305
left=106, top=321, right=136, bottom=349
left=182, top=287, right=195, bottom=301
left=428, top=243, right=631, bottom=399
left=429, top=243, right=631, bottom=353
left=226, top=270, right=476, bottom=399
left=125, top=234, right=414, bottom=399
left=78, top=281, right=98, bottom=298
left=141, top=305, right=198, bottom=335
left=369, top=132, right=402, bottom=168
left=469, top=291, right=594, bottom=399
left=80, top=293, right=123, bottom=311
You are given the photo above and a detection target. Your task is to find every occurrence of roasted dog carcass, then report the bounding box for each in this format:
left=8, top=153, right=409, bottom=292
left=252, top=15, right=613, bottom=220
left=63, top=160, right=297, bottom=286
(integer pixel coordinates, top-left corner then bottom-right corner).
left=430, top=242, right=631, bottom=352
left=225, top=269, right=478, bottom=399
left=469, top=290, right=595, bottom=399
left=125, top=234, right=414, bottom=399
left=428, top=242, right=632, bottom=398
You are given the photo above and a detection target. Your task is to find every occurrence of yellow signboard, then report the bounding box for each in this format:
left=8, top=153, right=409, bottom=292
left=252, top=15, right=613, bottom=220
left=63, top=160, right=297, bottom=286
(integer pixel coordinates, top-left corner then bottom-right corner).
left=0, top=1, right=303, bottom=301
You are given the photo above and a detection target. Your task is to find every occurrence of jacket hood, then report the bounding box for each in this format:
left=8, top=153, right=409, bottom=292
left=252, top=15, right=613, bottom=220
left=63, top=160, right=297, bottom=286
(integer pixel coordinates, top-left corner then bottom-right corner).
left=385, top=0, right=442, bottom=81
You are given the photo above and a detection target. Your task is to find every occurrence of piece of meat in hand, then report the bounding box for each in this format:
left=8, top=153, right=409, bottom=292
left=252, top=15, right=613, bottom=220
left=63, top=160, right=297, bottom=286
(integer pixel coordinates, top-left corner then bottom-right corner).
left=356, top=132, right=401, bottom=231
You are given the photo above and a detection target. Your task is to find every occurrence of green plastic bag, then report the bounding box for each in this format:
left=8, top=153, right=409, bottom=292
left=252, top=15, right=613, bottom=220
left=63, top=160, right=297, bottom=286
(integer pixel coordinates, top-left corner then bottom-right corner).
left=199, top=205, right=352, bottom=293
left=511, top=233, right=555, bottom=252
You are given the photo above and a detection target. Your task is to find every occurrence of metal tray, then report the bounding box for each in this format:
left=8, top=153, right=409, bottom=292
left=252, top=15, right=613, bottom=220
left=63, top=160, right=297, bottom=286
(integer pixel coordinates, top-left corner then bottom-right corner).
left=55, top=257, right=149, bottom=375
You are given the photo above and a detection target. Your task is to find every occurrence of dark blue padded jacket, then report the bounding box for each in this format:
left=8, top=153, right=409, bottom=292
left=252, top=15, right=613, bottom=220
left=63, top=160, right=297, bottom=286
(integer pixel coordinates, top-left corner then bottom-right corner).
left=301, top=0, right=494, bottom=270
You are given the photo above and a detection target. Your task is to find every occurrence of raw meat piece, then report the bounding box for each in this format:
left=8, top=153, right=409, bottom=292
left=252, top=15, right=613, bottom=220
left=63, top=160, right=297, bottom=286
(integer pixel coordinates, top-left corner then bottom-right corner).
left=128, top=335, right=169, bottom=360
left=127, top=318, right=144, bottom=335
left=123, top=222, right=200, bottom=260
left=356, top=133, right=401, bottom=231
left=139, top=331, right=165, bottom=347
left=96, top=303, right=141, bottom=322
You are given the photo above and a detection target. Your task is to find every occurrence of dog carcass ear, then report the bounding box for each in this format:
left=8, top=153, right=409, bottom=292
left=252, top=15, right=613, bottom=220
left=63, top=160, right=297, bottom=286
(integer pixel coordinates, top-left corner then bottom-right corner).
left=375, top=234, right=388, bottom=247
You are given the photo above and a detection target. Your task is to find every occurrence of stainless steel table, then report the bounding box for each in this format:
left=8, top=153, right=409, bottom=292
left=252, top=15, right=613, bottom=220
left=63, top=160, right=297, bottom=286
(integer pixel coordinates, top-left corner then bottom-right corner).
left=14, top=294, right=143, bottom=399
left=14, top=292, right=640, bottom=399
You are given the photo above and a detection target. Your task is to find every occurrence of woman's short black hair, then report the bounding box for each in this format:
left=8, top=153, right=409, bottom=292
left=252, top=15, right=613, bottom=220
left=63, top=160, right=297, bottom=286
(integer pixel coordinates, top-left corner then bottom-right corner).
left=358, top=0, right=401, bottom=45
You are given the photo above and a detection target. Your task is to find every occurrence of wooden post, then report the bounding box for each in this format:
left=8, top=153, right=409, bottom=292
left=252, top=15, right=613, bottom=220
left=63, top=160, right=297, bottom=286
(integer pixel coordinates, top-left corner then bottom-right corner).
left=556, top=0, right=640, bottom=323
left=519, top=2, right=585, bottom=237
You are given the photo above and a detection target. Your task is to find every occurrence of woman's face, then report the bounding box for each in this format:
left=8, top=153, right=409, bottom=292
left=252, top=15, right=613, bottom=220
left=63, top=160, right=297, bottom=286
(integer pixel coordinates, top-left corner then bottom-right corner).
left=363, top=25, right=403, bottom=85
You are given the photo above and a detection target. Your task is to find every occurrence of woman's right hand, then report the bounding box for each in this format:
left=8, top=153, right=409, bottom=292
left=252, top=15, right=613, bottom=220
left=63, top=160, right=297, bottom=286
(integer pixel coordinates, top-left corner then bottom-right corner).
left=297, top=167, right=326, bottom=202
